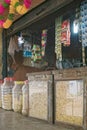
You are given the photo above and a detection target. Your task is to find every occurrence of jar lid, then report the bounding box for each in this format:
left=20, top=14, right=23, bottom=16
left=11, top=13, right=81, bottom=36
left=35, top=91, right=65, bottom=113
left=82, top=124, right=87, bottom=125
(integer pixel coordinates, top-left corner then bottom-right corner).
left=15, top=81, right=24, bottom=85
left=9, top=77, right=15, bottom=81
left=4, top=77, right=10, bottom=81
left=24, top=80, right=29, bottom=84
left=0, top=80, right=3, bottom=83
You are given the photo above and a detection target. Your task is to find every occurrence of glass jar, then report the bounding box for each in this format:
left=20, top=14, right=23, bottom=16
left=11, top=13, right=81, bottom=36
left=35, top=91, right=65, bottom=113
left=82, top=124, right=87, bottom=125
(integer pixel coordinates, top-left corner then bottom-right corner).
left=12, top=81, right=24, bottom=113
left=1, top=77, right=12, bottom=110
left=22, top=80, right=29, bottom=116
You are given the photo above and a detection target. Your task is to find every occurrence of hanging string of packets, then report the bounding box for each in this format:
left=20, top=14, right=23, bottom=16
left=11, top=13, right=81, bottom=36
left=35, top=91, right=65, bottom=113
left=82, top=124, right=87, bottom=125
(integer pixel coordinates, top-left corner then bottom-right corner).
left=55, top=17, right=62, bottom=60
left=61, top=19, right=70, bottom=46
left=41, top=29, right=47, bottom=57
left=55, top=16, right=71, bottom=60
left=80, top=0, right=87, bottom=47
left=32, top=44, right=41, bottom=62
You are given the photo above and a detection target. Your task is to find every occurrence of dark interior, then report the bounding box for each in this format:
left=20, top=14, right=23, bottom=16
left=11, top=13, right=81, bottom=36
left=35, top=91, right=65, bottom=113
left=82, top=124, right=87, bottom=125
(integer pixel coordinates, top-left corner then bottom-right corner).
left=16, top=2, right=82, bottom=68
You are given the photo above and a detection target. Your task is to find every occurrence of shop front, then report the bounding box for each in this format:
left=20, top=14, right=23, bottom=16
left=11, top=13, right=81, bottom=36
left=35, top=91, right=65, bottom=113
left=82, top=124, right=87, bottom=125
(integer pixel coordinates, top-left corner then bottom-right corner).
left=2, top=0, right=87, bottom=129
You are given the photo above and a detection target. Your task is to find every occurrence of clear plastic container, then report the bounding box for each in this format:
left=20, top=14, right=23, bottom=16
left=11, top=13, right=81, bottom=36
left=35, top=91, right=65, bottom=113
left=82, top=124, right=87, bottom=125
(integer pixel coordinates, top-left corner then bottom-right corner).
left=0, top=80, right=3, bottom=107
left=1, top=78, right=12, bottom=110
left=22, top=80, right=29, bottom=116
left=12, top=81, right=24, bottom=113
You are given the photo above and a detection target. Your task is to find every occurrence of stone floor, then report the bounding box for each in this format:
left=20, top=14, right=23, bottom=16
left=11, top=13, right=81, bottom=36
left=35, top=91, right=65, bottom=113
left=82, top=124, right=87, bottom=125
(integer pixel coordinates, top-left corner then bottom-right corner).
left=0, top=109, right=82, bottom=130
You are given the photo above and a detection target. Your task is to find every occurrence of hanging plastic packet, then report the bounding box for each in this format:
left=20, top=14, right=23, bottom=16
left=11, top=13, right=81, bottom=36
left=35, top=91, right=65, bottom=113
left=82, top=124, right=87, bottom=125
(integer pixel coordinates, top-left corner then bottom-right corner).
left=41, top=29, right=47, bottom=57
left=32, top=44, right=41, bottom=62
left=80, top=0, right=87, bottom=47
left=23, top=40, right=32, bottom=57
left=18, top=35, right=24, bottom=49
left=61, top=20, right=70, bottom=46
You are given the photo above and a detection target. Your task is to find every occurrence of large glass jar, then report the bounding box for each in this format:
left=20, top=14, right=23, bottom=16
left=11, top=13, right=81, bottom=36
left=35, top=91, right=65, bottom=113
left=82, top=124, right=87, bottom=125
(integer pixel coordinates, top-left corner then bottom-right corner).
left=12, top=81, right=24, bottom=113
left=22, top=80, right=29, bottom=116
left=1, top=78, right=12, bottom=110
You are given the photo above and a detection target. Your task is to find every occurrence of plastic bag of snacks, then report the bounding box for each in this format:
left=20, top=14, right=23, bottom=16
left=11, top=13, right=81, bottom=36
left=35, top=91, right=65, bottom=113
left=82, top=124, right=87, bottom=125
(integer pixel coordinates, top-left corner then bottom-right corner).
left=22, top=80, right=29, bottom=116
left=12, top=81, right=24, bottom=113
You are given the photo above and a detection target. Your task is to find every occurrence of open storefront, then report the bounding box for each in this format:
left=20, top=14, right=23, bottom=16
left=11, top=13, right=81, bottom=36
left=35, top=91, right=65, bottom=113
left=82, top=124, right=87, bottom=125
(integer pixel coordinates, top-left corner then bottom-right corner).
left=2, top=0, right=87, bottom=129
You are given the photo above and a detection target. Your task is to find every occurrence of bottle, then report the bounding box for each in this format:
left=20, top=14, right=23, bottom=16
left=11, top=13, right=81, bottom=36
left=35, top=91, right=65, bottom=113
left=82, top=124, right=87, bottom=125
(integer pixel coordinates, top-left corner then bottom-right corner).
left=1, top=77, right=12, bottom=110
left=12, top=81, right=24, bottom=113
left=22, top=80, right=29, bottom=116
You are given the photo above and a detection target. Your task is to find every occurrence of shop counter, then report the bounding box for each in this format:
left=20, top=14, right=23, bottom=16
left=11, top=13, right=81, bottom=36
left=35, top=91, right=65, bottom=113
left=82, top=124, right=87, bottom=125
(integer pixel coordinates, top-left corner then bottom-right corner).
left=27, top=67, right=87, bottom=130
